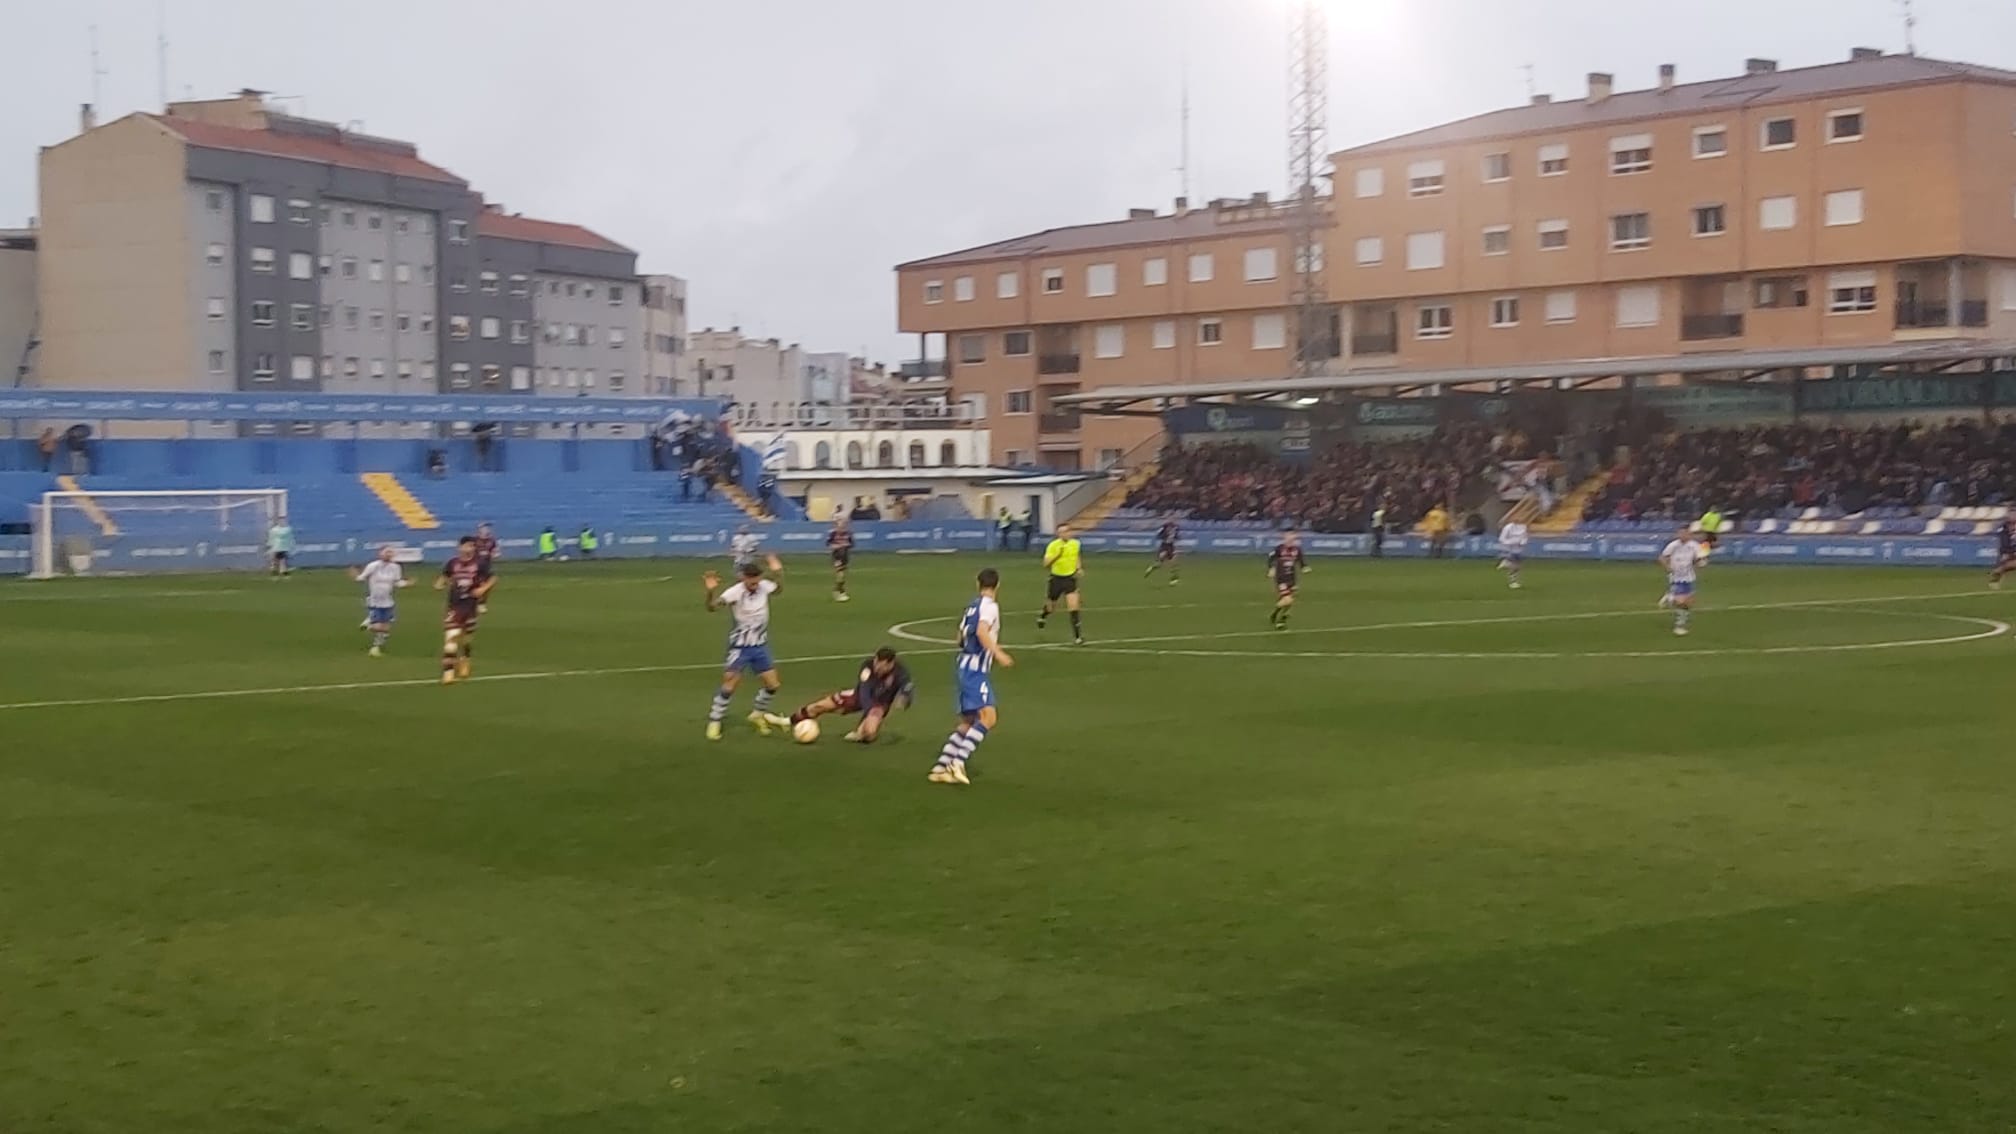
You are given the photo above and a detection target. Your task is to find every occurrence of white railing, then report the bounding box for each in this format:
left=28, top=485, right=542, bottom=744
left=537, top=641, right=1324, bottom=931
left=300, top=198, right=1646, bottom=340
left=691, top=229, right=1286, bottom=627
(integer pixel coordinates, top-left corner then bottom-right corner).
left=728, top=401, right=980, bottom=430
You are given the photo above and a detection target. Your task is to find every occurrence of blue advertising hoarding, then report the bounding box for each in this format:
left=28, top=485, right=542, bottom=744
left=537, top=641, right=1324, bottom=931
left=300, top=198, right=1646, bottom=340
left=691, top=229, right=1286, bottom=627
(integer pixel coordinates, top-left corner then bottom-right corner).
left=0, top=390, right=723, bottom=425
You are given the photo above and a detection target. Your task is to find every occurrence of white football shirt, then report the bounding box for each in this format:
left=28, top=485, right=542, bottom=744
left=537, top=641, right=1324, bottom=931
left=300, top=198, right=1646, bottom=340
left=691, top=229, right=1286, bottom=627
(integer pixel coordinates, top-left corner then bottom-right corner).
left=359, top=560, right=404, bottom=606
left=719, top=578, right=779, bottom=646
left=1662, top=539, right=1702, bottom=583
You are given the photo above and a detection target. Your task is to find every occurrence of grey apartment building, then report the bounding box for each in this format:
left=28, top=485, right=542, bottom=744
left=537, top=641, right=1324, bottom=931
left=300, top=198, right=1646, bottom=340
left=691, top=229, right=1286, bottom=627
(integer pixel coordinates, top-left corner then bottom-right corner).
left=34, top=91, right=649, bottom=432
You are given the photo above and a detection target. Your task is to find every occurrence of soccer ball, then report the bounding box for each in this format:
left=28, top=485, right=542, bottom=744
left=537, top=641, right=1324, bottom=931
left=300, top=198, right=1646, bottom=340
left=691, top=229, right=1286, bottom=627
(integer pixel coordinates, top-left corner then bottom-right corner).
left=792, top=719, right=820, bottom=744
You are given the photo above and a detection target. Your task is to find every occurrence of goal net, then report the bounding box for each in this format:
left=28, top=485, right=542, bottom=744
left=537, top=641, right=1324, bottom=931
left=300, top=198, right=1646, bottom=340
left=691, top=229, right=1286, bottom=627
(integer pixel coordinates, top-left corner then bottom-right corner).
left=31, top=489, right=289, bottom=578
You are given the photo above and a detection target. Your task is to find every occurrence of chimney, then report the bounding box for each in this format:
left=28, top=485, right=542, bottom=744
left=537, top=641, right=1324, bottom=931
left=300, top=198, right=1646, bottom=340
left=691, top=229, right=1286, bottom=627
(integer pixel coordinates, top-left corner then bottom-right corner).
left=1250, top=191, right=1270, bottom=207
left=79, top=103, right=97, bottom=132
left=1128, top=207, right=1155, bottom=220
left=1586, top=72, right=1614, bottom=104
left=1851, top=46, right=1883, bottom=61
left=1658, top=63, right=1676, bottom=92
left=1173, top=195, right=1189, bottom=214
left=1745, top=58, right=1778, bottom=75
left=1531, top=93, right=1552, bottom=106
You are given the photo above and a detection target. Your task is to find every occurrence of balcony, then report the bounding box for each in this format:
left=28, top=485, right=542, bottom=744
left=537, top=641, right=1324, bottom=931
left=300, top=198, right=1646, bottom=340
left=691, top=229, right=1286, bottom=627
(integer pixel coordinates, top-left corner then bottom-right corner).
left=1350, top=332, right=1397, bottom=356
left=1296, top=336, right=1342, bottom=363
left=1039, top=411, right=1081, bottom=434
left=1895, top=300, right=1987, bottom=329
left=898, top=358, right=947, bottom=380
left=1038, top=353, right=1081, bottom=375
left=1680, top=313, right=1745, bottom=341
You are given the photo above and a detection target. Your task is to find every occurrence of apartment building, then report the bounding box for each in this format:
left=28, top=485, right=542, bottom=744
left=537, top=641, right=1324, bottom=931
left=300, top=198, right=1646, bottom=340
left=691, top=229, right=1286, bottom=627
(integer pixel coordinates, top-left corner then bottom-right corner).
left=0, top=228, right=35, bottom=386
left=641, top=274, right=688, bottom=396
left=897, top=50, right=2016, bottom=464
left=33, top=90, right=654, bottom=421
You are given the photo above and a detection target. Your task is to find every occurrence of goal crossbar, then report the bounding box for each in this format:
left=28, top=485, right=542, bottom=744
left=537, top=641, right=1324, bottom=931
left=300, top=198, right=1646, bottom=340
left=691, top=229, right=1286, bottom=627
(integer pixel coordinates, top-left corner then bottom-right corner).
left=31, top=488, right=288, bottom=579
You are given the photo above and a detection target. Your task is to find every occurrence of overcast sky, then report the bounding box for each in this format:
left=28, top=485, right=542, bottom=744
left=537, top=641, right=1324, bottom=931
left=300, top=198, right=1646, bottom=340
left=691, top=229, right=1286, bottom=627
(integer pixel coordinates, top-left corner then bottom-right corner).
left=3, top=0, right=2011, bottom=366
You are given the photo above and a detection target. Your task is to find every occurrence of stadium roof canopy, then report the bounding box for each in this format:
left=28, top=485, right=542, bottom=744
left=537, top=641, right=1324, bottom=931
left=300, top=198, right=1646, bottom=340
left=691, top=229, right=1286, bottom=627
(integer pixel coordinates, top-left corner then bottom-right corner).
left=1054, top=339, right=2016, bottom=413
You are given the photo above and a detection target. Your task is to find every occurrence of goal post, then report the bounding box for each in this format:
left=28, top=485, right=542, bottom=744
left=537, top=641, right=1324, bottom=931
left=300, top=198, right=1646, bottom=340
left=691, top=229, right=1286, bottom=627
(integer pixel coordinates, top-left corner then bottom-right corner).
left=30, top=489, right=289, bottom=578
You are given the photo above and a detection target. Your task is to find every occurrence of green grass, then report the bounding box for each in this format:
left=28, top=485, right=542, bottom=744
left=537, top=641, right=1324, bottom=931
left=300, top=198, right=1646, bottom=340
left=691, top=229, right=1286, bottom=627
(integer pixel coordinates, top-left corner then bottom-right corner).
left=3, top=555, right=2014, bottom=1133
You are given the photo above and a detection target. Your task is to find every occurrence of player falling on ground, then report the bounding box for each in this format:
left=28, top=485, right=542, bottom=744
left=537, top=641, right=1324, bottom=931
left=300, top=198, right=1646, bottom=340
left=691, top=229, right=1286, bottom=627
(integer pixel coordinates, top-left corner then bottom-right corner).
left=474, top=521, right=501, bottom=613
left=434, top=535, right=496, bottom=684
left=702, top=554, right=791, bottom=741
left=1990, top=510, right=2016, bottom=590
left=1143, top=520, right=1181, bottom=585
left=1658, top=525, right=1703, bottom=637
left=930, top=567, right=1014, bottom=785
left=789, top=647, right=915, bottom=743
left=1498, top=517, right=1530, bottom=590
left=731, top=525, right=762, bottom=574
left=1036, top=523, right=1086, bottom=645
left=827, top=519, right=855, bottom=602
left=355, top=544, right=412, bottom=656
left=1266, top=529, right=1307, bottom=629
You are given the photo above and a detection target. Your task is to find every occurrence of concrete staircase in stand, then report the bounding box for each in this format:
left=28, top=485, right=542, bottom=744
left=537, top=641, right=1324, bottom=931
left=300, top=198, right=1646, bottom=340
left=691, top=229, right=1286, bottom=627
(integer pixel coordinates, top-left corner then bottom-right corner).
left=1530, top=472, right=1610, bottom=534
left=1069, top=463, right=1159, bottom=529
left=359, top=472, right=440, bottom=530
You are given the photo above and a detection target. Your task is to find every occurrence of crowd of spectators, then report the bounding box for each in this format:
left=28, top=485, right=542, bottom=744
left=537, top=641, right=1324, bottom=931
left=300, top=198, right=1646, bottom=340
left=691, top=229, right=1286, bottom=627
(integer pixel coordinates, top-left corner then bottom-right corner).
left=1127, top=424, right=1542, bottom=533
left=650, top=414, right=742, bottom=502
left=1583, top=419, right=2016, bottom=522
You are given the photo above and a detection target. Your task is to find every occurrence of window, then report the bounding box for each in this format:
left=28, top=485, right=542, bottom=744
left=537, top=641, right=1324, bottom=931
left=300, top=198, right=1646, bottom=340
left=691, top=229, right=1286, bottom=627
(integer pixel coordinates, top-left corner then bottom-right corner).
left=479, top=271, right=498, bottom=294
left=582, top=325, right=597, bottom=346
left=1094, top=324, right=1125, bottom=358
left=1538, top=219, right=1569, bottom=250
left=1143, top=258, right=1168, bottom=286
left=448, top=315, right=471, bottom=340
left=1610, top=213, right=1651, bottom=250
left=1759, top=196, right=1797, bottom=231
left=1251, top=313, right=1286, bottom=350
left=1609, top=134, right=1652, bottom=174
left=1354, top=167, right=1384, bottom=198
left=1188, top=253, right=1215, bottom=282
left=1693, top=204, right=1727, bottom=237
left=416, top=216, right=432, bottom=237
left=344, top=306, right=359, bottom=329
left=1824, top=189, right=1865, bottom=227
left=996, top=271, right=1019, bottom=298
left=1482, top=152, right=1511, bottom=182
left=940, top=441, right=958, bottom=466
left=248, top=194, right=275, bottom=223
left=1243, top=247, right=1278, bottom=282
left=509, top=274, right=529, bottom=296
left=290, top=303, right=312, bottom=330
left=290, top=355, right=314, bottom=381
left=1481, top=226, right=1511, bottom=256
left=369, top=309, right=385, bottom=331
left=250, top=247, right=276, bottom=273
left=205, top=242, right=225, bottom=266
left=342, top=257, right=359, bottom=280
left=1086, top=263, right=1118, bottom=296
left=954, top=275, right=976, bottom=302
left=1405, top=231, right=1445, bottom=270
left=321, top=355, right=335, bottom=378
left=959, top=333, right=987, bottom=363
left=479, top=317, right=500, bottom=340
left=1545, top=290, right=1577, bottom=324
left=419, top=361, right=436, bottom=382
left=288, top=252, right=312, bottom=280
left=1041, top=268, right=1064, bottom=293
left=1416, top=304, right=1454, bottom=339
left=395, top=263, right=412, bottom=284
left=1490, top=297, right=1520, bottom=327
left=367, top=212, right=383, bottom=231
left=395, top=215, right=411, bottom=235
left=320, top=204, right=334, bottom=226
left=449, top=363, right=471, bottom=388
left=921, top=279, right=945, bottom=304
left=1407, top=159, right=1446, bottom=196
left=1152, top=320, right=1176, bottom=349
left=510, top=319, right=529, bottom=344
left=448, top=219, right=469, bottom=243
left=421, top=265, right=435, bottom=285
left=510, top=365, right=531, bottom=391
left=1827, top=270, right=1878, bottom=313
left=607, top=285, right=625, bottom=306
left=1005, top=390, right=1033, bottom=414
left=397, top=313, right=411, bottom=333
left=206, top=297, right=225, bottom=320
left=448, top=270, right=466, bottom=292
left=1762, top=117, right=1797, bottom=149
left=204, top=190, right=225, bottom=212
left=420, top=315, right=434, bottom=333
left=1616, top=285, right=1661, bottom=328
left=1538, top=143, right=1569, bottom=175
left=1199, top=318, right=1224, bottom=345
left=565, top=282, right=578, bottom=297
left=1354, top=236, right=1384, bottom=265
left=250, top=301, right=275, bottom=327
left=251, top=353, right=276, bottom=381
left=343, top=356, right=360, bottom=378
left=1827, top=109, right=1864, bottom=142
left=1005, top=450, right=1028, bottom=467
left=287, top=199, right=312, bottom=224
left=320, top=305, right=334, bottom=328
left=564, top=324, right=580, bottom=345
left=318, top=254, right=332, bottom=277
left=479, top=364, right=501, bottom=388
left=1004, top=330, right=1032, bottom=356
left=609, top=327, right=626, bottom=349
left=1693, top=126, right=1728, bottom=157
left=207, top=350, right=225, bottom=374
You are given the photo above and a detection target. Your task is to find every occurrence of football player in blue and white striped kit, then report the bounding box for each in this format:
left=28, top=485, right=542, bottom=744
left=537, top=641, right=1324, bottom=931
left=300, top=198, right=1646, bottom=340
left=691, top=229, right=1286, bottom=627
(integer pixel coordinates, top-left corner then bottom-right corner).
left=702, top=554, right=791, bottom=741
left=930, top=567, right=1015, bottom=785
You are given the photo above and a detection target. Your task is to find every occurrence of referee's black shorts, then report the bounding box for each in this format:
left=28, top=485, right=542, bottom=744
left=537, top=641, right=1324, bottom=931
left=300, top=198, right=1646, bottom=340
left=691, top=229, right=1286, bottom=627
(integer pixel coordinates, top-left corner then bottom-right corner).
left=1046, top=574, right=1078, bottom=601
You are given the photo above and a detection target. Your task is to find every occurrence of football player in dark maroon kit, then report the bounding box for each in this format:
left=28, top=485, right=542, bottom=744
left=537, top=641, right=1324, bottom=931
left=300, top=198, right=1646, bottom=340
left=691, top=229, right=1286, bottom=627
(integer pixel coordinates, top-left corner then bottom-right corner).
left=827, top=518, right=855, bottom=602
left=473, top=521, right=502, bottom=613
left=1266, top=529, right=1307, bottom=630
left=434, top=535, right=496, bottom=684
left=788, top=647, right=915, bottom=743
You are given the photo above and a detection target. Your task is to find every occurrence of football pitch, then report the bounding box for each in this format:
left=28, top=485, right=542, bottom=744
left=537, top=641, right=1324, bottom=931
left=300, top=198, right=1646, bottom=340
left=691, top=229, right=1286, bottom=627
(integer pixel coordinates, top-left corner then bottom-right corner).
left=4, top=554, right=2014, bottom=1133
